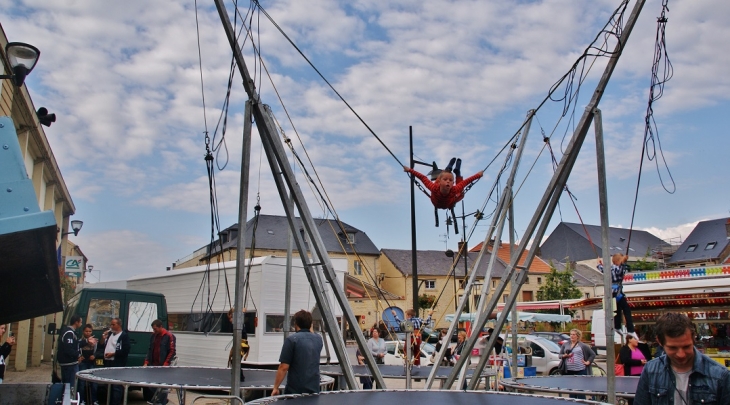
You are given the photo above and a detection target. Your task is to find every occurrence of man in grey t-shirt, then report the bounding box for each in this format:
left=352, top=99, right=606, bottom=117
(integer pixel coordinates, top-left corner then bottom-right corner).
left=272, top=310, right=323, bottom=395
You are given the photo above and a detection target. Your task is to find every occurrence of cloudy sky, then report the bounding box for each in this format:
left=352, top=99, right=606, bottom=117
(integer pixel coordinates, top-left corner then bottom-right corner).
left=2, top=0, right=729, bottom=281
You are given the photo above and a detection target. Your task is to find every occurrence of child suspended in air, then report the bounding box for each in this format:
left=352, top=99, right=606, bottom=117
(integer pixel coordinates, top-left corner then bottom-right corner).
left=404, top=158, right=483, bottom=210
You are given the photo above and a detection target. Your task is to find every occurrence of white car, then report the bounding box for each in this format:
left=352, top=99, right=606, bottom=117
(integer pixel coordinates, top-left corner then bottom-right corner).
left=500, top=334, right=563, bottom=375
left=383, top=340, right=437, bottom=366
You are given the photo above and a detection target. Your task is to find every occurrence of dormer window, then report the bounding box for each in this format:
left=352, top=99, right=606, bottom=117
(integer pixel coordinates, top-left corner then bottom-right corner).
left=705, top=241, right=717, bottom=250
left=339, top=231, right=356, bottom=243
left=686, top=244, right=698, bottom=252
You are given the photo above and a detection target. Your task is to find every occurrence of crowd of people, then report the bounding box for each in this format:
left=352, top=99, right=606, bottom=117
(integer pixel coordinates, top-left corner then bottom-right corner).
left=5, top=304, right=729, bottom=404
left=52, top=315, right=174, bottom=405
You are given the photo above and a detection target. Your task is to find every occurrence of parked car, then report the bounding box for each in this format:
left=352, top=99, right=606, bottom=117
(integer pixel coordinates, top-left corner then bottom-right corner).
left=529, top=331, right=571, bottom=347
left=383, top=340, right=437, bottom=366
left=501, top=334, right=562, bottom=375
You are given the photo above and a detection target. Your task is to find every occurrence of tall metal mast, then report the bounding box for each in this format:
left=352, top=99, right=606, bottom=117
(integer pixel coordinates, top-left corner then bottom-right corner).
left=213, top=0, right=386, bottom=392
left=444, top=0, right=647, bottom=390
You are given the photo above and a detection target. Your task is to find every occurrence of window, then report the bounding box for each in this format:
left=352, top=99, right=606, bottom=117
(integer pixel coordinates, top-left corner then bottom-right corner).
left=87, top=298, right=121, bottom=330
left=525, top=277, right=530, bottom=284
left=503, top=294, right=509, bottom=303
left=686, top=244, right=698, bottom=252
left=705, top=242, right=717, bottom=250
left=585, top=293, right=591, bottom=299
left=354, top=260, right=362, bottom=275
left=347, top=233, right=356, bottom=243
left=492, top=280, right=497, bottom=288
left=425, top=280, right=436, bottom=289
left=522, top=291, right=533, bottom=301
left=537, top=277, right=542, bottom=285
left=127, top=301, right=158, bottom=332
left=265, top=314, right=295, bottom=333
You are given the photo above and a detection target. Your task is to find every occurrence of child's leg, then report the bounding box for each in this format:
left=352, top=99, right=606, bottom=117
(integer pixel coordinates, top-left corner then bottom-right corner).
left=445, top=157, right=456, bottom=172
left=455, top=158, right=462, bottom=181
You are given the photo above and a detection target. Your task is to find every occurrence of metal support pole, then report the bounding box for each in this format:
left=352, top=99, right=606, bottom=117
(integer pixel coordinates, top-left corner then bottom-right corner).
left=453, top=1, right=646, bottom=388
left=231, top=100, right=253, bottom=394
left=409, top=126, right=419, bottom=314
left=595, top=108, right=616, bottom=404
left=213, top=0, right=385, bottom=389
left=509, top=198, right=518, bottom=378
left=425, top=110, right=533, bottom=389
left=405, top=331, right=412, bottom=389
left=284, top=193, right=293, bottom=339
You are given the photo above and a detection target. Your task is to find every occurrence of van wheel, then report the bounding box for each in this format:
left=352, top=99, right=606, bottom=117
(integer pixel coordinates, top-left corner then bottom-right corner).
left=549, top=368, right=562, bottom=376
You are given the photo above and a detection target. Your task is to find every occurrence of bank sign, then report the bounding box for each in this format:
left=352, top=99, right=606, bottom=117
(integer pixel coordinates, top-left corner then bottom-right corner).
left=65, top=255, right=84, bottom=274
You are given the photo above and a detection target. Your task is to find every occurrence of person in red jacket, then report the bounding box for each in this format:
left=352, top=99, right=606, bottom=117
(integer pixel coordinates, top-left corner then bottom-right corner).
left=404, top=158, right=483, bottom=210
left=143, top=320, right=176, bottom=404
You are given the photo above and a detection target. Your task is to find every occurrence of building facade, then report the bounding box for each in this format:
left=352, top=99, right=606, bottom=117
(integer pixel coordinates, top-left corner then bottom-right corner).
left=2, top=25, right=79, bottom=371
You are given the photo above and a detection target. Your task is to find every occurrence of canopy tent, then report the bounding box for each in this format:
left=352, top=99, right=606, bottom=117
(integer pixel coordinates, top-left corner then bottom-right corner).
left=445, top=311, right=571, bottom=323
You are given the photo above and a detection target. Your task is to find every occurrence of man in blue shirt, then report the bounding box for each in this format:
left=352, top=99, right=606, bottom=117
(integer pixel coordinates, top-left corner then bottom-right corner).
left=635, top=313, right=730, bottom=404
left=272, top=310, right=323, bottom=395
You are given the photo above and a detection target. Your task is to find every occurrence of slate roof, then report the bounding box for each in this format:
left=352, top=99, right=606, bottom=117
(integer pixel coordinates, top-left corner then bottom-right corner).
left=207, top=214, right=380, bottom=257
left=551, top=262, right=603, bottom=288
left=540, top=222, right=671, bottom=264
left=667, top=218, right=730, bottom=264
left=470, top=241, right=552, bottom=273
left=381, top=248, right=508, bottom=279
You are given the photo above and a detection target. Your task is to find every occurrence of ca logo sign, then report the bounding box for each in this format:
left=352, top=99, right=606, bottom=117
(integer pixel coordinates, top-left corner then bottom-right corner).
left=65, top=259, right=81, bottom=270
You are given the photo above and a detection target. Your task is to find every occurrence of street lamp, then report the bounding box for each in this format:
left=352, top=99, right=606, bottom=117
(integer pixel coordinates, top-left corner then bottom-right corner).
left=86, top=265, right=100, bottom=283
left=62, top=220, right=83, bottom=236
left=0, top=42, right=41, bottom=87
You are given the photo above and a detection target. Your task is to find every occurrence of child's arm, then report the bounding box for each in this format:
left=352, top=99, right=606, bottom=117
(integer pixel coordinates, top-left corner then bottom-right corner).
left=404, top=166, right=434, bottom=187
left=454, top=171, right=483, bottom=189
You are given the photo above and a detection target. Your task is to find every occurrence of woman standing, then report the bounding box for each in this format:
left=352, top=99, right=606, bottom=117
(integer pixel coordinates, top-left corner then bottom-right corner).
left=560, top=329, right=596, bottom=399
left=367, top=329, right=386, bottom=364
left=619, top=334, right=650, bottom=376
left=559, top=329, right=596, bottom=375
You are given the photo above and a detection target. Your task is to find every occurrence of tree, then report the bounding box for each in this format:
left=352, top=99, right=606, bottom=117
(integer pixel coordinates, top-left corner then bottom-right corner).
left=418, top=294, right=436, bottom=317
left=537, top=263, right=583, bottom=301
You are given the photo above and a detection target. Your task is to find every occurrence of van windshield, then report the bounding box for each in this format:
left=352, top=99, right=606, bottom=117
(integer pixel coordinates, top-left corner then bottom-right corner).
left=88, top=298, right=121, bottom=330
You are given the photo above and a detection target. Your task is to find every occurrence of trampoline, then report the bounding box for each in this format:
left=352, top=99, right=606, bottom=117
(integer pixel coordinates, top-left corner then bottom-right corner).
left=76, top=367, right=334, bottom=405
left=319, top=364, right=497, bottom=389
left=244, top=390, right=609, bottom=405
left=500, top=375, right=639, bottom=399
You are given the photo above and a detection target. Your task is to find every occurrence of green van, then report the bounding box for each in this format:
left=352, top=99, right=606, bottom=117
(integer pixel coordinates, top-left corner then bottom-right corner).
left=53, top=288, right=168, bottom=370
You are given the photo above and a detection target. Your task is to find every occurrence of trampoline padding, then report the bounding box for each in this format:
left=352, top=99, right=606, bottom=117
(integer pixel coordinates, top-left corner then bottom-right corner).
left=77, top=367, right=331, bottom=390
left=245, top=390, right=606, bottom=405
left=320, top=365, right=493, bottom=379
left=507, top=375, right=639, bottom=395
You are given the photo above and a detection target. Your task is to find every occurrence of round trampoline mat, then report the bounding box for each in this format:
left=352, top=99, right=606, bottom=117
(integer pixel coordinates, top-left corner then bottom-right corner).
left=77, top=367, right=333, bottom=391
left=320, top=364, right=495, bottom=379
left=502, top=375, right=639, bottom=397
left=244, top=390, right=606, bottom=405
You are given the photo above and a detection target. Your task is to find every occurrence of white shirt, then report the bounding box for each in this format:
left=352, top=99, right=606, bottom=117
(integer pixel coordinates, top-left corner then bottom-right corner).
left=104, top=331, right=121, bottom=360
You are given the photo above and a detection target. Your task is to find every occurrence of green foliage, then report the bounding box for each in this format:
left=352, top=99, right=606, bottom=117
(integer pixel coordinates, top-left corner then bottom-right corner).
left=418, top=294, right=436, bottom=313
left=629, top=257, right=657, bottom=271
left=537, top=264, right=583, bottom=301
left=60, top=275, right=76, bottom=305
